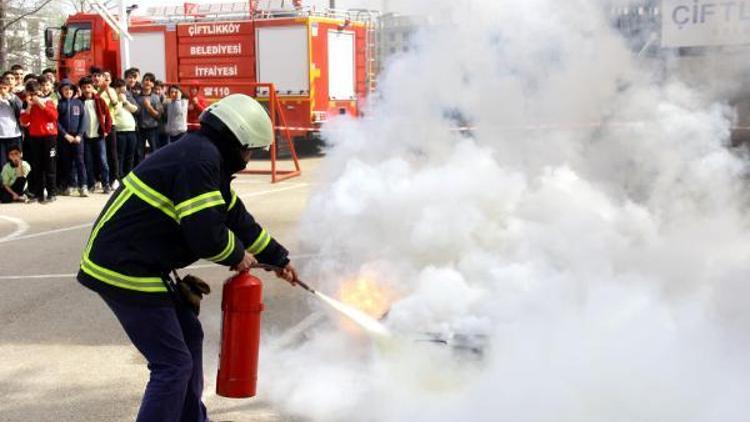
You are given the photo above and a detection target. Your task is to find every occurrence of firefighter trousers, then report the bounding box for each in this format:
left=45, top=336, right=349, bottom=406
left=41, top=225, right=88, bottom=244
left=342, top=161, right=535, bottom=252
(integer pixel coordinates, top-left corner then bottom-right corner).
left=100, top=294, right=208, bottom=422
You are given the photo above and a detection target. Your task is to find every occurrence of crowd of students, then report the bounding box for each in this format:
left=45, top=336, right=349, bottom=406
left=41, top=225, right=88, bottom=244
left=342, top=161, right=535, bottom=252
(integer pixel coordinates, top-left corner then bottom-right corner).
left=0, top=65, right=208, bottom=204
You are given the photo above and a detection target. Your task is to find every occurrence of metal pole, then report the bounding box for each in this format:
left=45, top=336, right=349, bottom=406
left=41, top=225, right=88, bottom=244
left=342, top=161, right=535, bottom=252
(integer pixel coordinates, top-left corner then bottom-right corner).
left=329, top=0, right=335, bottom=9
left=119, top=0, right=130, bottom=76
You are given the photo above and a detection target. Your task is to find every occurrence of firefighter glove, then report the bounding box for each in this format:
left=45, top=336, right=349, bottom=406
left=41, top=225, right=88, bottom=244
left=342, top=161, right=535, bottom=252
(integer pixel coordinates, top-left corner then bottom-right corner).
left=177, top=274, right=211, bottom=315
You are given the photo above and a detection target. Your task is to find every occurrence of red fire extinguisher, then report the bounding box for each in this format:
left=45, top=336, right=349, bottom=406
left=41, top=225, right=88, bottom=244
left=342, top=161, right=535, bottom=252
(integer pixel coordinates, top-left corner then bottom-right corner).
left=216, top=271, right=264, bottom=398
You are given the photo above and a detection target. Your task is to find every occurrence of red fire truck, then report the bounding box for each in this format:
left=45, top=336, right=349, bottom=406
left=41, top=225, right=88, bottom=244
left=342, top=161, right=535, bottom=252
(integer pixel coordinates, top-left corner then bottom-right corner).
left=45, top=2, right=379, bottom=148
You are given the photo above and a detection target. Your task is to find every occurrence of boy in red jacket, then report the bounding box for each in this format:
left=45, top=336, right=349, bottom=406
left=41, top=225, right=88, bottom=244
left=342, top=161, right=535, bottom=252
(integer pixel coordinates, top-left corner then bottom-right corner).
left=20, top=80, right=58, bottom=203
left=79, top=76, right=113, bottom=194
left=186, top=85, right=207, bottom=131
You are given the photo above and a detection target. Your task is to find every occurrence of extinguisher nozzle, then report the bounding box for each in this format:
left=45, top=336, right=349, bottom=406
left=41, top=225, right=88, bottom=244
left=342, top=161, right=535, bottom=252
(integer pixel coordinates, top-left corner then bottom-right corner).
left=293, top=279, right=316, bottom=294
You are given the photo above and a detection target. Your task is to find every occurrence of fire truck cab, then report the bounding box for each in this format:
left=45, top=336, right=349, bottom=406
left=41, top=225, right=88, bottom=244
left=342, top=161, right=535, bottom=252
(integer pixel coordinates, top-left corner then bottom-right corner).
left=52, top=15, right=119, bottom=84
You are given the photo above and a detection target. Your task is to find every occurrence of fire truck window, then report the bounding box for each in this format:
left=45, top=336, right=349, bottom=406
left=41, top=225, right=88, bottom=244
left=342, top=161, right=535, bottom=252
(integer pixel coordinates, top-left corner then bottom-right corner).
left=62, top=23, right=92, bottom=56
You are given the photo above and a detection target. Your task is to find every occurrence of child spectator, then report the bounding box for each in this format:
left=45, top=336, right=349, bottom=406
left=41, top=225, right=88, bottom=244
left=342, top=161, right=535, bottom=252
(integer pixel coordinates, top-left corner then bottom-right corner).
left=11, top=64, right=25, bottom=94
left=131, top=82, right=143, bottom=97
left=165, top=85, right=188, bottom=142
left=0, top=77, right=22, bottom=169
left=111, top=78, right=138, bottom=177
left=38, top=75, right=58, bottom=106
left=18, top=74, right=38, bottom=103
left=79, top=76, right=112, bottom=194
left=57, top=79, right=88, bottom=197
left=42, top=68, right=56, bottom=86
left=38, top=74, right=62, bottom=190
left=135, top=73, right=163, bottom=160
left=20, top=80, right=58, bottom=203
left=2, top=71, right=17, bottom=93
left=123, top=70, right=140, bottom=115
left=154, top=80, right=164, bottom=98
left=16, top=72, right=31, bottom=186
left=124, top=68, right=140, bottom=91
left=1, top=145, right=30, bottom=203
left=186, top=85, right=207, bottom=131
left=98, top=70, right=120, bottom=184
left=155, top=80, right=170, bottom=148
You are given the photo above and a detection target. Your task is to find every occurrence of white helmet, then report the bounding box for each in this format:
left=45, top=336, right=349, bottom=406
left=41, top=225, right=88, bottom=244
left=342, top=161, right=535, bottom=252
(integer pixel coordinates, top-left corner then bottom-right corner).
left=200, top=94, right=274, bottom=149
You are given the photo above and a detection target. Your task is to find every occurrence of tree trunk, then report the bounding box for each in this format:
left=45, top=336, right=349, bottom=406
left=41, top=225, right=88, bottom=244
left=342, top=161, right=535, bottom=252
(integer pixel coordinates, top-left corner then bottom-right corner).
left=0, top=0, right=6, bottom=71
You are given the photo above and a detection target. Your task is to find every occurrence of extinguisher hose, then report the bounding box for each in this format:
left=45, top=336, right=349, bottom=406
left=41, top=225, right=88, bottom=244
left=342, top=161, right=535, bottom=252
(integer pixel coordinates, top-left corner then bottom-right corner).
left=248, top=263, right=316, bottom=294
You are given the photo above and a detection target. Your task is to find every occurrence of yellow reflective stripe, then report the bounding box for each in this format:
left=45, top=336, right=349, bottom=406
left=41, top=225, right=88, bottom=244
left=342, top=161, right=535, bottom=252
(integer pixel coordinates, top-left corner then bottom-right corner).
left=247, top=229, right=271, bottom=255
left=122, top=173, right=178, bottom=222
left=206, top=231, right=236, bottom=263
left=228, top=190, right=238, bottom=211
left=80, top=189, right=168, bottom=293
left=176, top=191, right=225, bottom=219
left=84, top=189, right=133, bottom=257
left=81, top=256, right=167, bottom=293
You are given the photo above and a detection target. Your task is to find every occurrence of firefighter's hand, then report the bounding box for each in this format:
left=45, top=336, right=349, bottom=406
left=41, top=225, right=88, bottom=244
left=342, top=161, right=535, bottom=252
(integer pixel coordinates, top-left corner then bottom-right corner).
left=275, top=263, right=298, bottom=286
left=232, top=251, right=258, bottom=272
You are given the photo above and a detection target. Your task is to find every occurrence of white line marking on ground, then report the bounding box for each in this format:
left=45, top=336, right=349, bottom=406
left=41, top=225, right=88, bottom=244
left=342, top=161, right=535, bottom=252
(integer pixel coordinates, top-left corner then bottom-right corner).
left=0, top=253, right=323, bottom=280
left=0, top=215, right=29, bottom=242
left=238, top=183, right=308, bottom=199
left=230, top=179, right=276, bottom=185
left=0, top=222, right=94, bottom=244
left=0, top=273, right=75, bottom=280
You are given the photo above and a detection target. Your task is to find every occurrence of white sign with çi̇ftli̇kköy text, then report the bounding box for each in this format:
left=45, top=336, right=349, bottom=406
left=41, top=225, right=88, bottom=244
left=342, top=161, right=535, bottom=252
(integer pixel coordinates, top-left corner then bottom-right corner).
left=661, top=0, right=750, bottom=47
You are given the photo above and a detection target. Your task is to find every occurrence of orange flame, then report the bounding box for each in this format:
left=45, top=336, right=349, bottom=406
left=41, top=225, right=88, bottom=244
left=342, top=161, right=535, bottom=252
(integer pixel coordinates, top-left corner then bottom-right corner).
left=336, top=276, right=393, bottom=320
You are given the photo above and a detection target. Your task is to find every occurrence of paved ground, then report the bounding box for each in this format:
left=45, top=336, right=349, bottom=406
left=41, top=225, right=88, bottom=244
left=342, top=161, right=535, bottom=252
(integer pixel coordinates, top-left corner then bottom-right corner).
left=0, top=157, right=322, bottom=421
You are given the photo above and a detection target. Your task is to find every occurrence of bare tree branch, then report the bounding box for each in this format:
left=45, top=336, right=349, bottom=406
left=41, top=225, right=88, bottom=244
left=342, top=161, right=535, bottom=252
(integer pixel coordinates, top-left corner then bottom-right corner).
left=1, top=0, right=55, bottom=31
left=8, top=33, right=36, bottom=48
left=65, top=0, right=87, bottom=13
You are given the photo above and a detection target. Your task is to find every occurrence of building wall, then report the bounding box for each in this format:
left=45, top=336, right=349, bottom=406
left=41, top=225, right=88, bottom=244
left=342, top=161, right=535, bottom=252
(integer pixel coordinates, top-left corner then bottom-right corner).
left=377, top=13, right=426, bottom=71
left=4, top=6, right=60, bottom=72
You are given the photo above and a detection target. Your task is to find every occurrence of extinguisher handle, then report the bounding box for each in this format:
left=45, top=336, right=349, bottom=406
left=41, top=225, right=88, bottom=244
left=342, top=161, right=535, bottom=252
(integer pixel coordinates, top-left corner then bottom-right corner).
left=248, top=263, right=316, bottom=294
left=248, top=263, right=282, bottom=272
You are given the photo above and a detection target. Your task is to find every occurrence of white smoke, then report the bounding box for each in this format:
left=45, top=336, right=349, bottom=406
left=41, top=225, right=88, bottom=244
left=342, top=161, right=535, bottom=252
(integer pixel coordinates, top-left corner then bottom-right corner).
left=262, top=0, right=750, bottom=420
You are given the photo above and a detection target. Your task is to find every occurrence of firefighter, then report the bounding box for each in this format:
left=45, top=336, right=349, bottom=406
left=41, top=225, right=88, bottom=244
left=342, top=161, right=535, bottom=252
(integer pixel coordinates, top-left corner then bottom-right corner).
left=77, top=94, right=298, bottom=422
